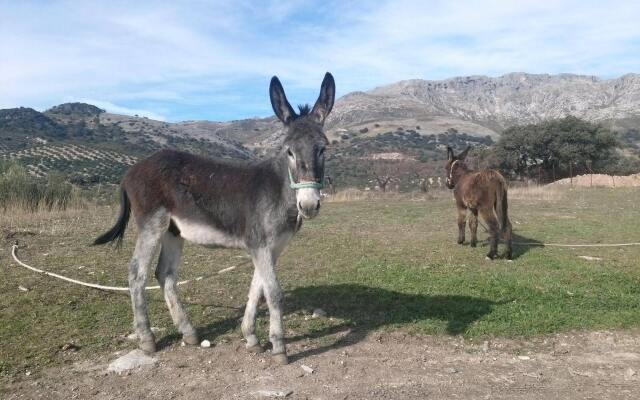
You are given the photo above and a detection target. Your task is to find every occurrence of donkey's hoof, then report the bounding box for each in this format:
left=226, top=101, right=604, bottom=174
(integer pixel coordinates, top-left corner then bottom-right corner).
left=485, top=253, right=497, bottom=260
left=183, top=333, right=200, bottom=346
left=247, top=344, right=265, bottom=354
left=272, top=352, right=288, bottom=365
left=457, top=239, right=465, bottom=245
left=470, top=241, right=477, bottom=248
left=139, top=340, right=156, bottom=354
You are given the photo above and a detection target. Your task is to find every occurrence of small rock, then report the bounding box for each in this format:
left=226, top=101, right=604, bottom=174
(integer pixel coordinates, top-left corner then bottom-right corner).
left=201, top=340, right=211, bottom=348
left=312, top=308, right=327, bottom=318
left=18, top=286, right=29, bottom=292
left=61, top=343, right=80, bottom=352
left=251, top=389, right=293, bottom=398
left=482, top=341, right=489, bottom=352
left=107, top=349, right=157, bottom=374
left=518, top=356, right=531, bottom=360
left=625, top=368, right=636, bottom=379
left=578, top=256, right=602, bottom=261
left=444, top=367, right=458, bottom=374
left=300, top=364, right=314, bottom=374
left=25, top=370, right=31, bottom=376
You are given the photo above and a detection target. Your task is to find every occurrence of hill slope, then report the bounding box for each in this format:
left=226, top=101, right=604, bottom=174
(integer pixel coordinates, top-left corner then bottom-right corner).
left=0, top=103, right=254, bottom=184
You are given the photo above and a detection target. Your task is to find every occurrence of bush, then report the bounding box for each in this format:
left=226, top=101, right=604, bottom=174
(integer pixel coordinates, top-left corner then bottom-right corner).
left=0, top=162, right=74, bottom=212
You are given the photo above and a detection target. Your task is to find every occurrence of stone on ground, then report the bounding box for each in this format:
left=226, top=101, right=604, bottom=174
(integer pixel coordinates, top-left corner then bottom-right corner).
left=250, top=389, right=293, bottom=398
left=107, top=349, right=157, bottom=374
left=312, top=308, right=327, bottom=318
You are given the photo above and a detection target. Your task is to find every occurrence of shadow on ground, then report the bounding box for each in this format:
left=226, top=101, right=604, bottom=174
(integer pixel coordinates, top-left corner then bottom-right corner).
left=510, top=232, right=545, bottom=259
left=473, top=231, right=544, bottom=260
left=156, top=284, right=498, bottom=360
left=284, top=283, right=498, bottom=362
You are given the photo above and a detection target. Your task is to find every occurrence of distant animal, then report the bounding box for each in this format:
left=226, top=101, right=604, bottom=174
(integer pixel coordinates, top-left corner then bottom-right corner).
left=94, top=73, right=336, bottom=365
left=445, top=146, right=512, bottom=260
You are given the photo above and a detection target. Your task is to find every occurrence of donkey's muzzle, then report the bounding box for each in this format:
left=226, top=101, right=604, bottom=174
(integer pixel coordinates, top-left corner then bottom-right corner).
left=296, top=188, right=321, bottom=219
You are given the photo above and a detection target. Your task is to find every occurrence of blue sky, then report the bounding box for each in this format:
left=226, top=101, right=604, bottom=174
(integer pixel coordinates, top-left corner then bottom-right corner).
left=1, top=0, right=639, bottom=122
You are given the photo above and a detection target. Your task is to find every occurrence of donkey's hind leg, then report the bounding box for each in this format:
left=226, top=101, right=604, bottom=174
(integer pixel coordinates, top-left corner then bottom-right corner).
left=480, top=207, right=499, bottom=260
left=469, top=208, right=479, bottom=247
left=502, top=217, right=513, bottom=260
left=457, top=206, right=467, bottom=244
left=129, top=211, right=169, bottom=353
left=155, top=231, right=199, bottom=345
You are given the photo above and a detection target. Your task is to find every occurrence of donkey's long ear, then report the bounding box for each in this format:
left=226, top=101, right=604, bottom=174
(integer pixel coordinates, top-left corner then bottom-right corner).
left=270, top=76, right=297, bottom=124
left=447, top=146, right=454, bottom=161
left=310, top=72, right=335, bottom=124
left=458, top=145, right=471, bottom=160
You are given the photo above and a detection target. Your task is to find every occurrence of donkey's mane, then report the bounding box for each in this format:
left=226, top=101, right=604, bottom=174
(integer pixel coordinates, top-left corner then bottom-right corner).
left=297, top=104, right=311, bottom=116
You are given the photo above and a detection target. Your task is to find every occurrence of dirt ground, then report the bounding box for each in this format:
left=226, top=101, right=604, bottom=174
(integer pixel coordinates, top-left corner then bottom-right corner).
left=5, top=329, right=640, bottom=400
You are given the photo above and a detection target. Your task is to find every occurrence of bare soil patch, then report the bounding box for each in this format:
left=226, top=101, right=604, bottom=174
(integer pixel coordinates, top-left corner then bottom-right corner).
left=5, top=330, right=640, bottom=399
left=549, top=173, right=640, bottom=188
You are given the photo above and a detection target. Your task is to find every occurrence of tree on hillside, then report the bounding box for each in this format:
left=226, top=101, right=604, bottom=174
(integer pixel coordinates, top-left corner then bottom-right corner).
left=494, top=117, right=619, bottom=182
left=368, top=160, right=400, bottom=192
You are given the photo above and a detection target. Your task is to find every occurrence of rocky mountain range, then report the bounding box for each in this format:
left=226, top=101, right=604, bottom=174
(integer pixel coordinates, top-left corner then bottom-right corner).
left=196, top=72, right=640, bottom=152
left=1, top=73, right=639, bottom=185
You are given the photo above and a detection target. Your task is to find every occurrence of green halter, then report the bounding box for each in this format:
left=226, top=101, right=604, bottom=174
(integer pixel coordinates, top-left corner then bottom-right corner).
left=288, top=167, right=324, bottom=190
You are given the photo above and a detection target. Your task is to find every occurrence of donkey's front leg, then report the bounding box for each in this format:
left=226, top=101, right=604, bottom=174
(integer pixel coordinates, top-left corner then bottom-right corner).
left=241, top=270, right=264, bottom=353
left=251, top=248, right=287, bottom=365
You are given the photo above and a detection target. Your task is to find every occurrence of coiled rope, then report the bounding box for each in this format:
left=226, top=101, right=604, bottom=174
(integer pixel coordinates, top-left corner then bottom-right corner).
left=8, top=244, right=241, bottom=292
left=8, top=238, right=640, bottom=293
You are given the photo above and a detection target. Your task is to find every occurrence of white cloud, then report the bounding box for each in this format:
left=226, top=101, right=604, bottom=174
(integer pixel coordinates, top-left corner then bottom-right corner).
left=80, top=100, right=167, bottom=121
left=1, top=0, right=638, bottom=120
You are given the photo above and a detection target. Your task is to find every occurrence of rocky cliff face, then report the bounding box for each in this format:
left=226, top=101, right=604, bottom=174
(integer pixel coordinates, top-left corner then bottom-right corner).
left=326, top=73, right=640, bottom=135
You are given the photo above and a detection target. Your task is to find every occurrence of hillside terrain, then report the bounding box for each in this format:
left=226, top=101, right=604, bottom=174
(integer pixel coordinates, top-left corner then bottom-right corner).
left=1, top=73, right=639, bottom=187
left=0, top=104, right=253, bottom=184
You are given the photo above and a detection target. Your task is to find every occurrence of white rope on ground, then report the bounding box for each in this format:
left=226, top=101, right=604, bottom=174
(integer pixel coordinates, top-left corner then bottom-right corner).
left=475, top=222, right=640, bottom=247
left=9, top=244, right=191, bottom=292
left=513, top=242, right=640, bottom=247
left=9, top=237, right=640, bottom=293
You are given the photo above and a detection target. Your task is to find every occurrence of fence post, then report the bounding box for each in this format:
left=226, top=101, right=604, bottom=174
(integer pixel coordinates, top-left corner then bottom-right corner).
left=569, top=161, right=573, bottom=188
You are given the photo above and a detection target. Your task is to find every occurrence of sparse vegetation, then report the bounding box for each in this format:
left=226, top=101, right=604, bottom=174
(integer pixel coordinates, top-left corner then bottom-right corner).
left=0, top=161, right=114, bottom=212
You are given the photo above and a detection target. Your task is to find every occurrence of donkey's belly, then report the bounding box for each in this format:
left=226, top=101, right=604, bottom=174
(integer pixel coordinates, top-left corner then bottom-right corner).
left=171, top=217, right=246, bottom=249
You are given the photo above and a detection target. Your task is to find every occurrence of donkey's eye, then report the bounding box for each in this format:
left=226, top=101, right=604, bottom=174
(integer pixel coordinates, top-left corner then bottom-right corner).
left=287, top=148, right=294, bottom=158
left=318, top=147, right=325, bottom=156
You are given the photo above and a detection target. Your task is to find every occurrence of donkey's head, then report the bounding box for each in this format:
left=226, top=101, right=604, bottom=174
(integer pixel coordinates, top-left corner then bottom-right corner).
left=270, top=72, right=335, bottom=219
left=445, top=145, right=471, bottom=189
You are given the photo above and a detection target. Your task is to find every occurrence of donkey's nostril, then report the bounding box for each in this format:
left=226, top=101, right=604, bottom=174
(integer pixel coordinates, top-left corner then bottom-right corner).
left=315, top=201, right=321, bottom=210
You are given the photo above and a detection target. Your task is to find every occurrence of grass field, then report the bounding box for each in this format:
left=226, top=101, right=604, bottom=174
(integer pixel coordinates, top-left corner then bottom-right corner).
left=1, top=187, right=640, bottom=384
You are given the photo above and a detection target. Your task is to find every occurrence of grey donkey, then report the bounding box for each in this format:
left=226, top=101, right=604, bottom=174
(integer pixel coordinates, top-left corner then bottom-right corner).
left=94, top=73, right=336, bottom=365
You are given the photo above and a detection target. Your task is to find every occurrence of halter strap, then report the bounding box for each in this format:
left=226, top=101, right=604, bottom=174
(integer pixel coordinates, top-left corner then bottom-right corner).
left=288, top=167, right=324, bottom=190
left=449, top=160, right=459, bottom=180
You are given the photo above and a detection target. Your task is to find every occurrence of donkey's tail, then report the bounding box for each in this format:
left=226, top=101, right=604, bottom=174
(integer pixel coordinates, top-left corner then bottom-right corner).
left=494, top=180, right=510, bottom=234
left=93, top=187, right=131, bottom=247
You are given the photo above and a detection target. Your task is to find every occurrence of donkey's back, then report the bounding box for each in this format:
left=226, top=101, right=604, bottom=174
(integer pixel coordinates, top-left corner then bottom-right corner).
left=456, top=169, right=506, bottom=209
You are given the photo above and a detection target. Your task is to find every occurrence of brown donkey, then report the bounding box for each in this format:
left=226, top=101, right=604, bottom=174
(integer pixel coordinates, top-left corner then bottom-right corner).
left=445, top=146, right=512, bottom=260
left=94, top=73, right=335, bottom=365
